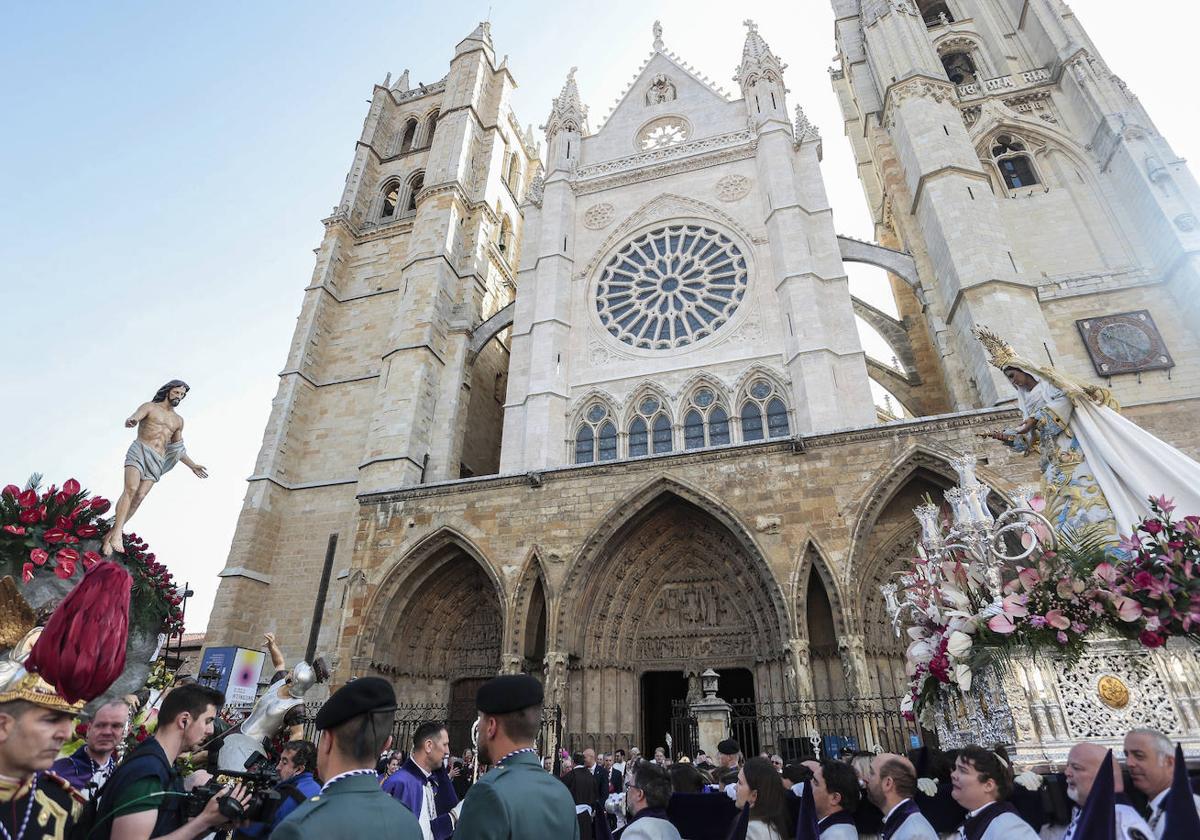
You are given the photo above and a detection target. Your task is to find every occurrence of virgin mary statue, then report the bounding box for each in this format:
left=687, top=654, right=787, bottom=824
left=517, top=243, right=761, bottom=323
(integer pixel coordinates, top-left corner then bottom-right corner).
left=974, top=326, right=1200, bottom=538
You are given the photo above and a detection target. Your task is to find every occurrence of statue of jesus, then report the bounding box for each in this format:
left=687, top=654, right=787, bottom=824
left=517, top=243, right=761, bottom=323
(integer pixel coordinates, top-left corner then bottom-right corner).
left=100, top=380, right=207, bottom=555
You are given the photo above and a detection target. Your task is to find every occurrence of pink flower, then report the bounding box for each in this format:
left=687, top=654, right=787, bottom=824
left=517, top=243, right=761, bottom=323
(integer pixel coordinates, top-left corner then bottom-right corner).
left=30, top=548, right=48, bottom=566
left=987, top=613, right=1018, bottom=634
left=82, top=551, right=101, bottom=570
left=1111, top=595, right=1143, bottom=622
left=1143, top=519, right=1164, bottom=536
left=42, top=528, right=67, bottom=544
left=1094, top=562, right=1118, bottom=585
left=1044, top=609, right=1071, bottom=630
left=16, top=489, right=37, bottom=509
left=1056, top=631, right=1069, bottom=644
left=1002, top=593, right=1030, bottom=617
left=1029, top=615, right=1047, bottom=629
left=21, top=562, right=34, bottom=583
left=54, top=559, right=76, bottom=579
left=55, top=547, right=79, bottom=566
left=90, top=497, right=111, bottom=512
left=1117, top=533, right=1143, bottom=556
left=2, top=525, right=26, bottom=536
left=1153, top=495, right=1176, bottom=514
left=1017, top=567, right=1041, bottom=592
left=1057, top=578, right=1077, bottom=599
left=62, top=478, right=80, bottom=496
left=2, top=485, right=19, bottom=499
left=1071, top=621, right=1088, bottom=634
left=75, top=524, right=98, bottom=539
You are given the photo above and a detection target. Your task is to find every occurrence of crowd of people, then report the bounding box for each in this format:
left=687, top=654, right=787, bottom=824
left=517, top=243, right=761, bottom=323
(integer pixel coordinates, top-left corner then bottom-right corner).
left=3, top=664, right=1199, bottom=840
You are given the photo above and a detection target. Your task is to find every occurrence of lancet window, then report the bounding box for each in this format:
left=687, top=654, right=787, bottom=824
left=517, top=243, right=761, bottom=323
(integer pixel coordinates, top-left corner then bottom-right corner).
left=991, top=135, right=1040, bottom=190
left=423, top=110, right=439, bottom=147
left=574, top=403, right=618, bottom=464
left=918, top=1, right=954, bottom=27
left=398, top=118, right=419, bottom=154
left=683, top=387, right=731, bottom=450
left=379, top=180, right=400, bottom=220
left=628, top=395, right=673, bottom=457
left=941, top=51, right=977, bottom=86
left=403, top=171, right=424, bottom=216
left=740, top=378, right=789, bottom=442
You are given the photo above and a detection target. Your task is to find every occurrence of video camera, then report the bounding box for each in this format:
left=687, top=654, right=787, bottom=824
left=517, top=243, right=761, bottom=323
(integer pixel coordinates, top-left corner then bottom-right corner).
left=185, top=768, right=285, bottom=824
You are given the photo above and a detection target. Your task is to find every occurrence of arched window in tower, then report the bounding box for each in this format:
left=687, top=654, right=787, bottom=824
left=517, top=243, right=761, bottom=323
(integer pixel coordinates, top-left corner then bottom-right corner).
left=683, top=387, right=731, bottom=450
left=992, top=135, right=1040, bottom=190
left=574, top=403, right=617, bottom=464
left=498, top=216, right=514, bottom=260
left=740, top=377, right=790, bottom=442
left=380, top=181, right=400, bottom=220
left=628, top=395, right=672, bottom=457
left=918, top=1, right=954, bottom=27
left=399, top=118, right=419, bottom=154
left=941, top=51, right=977, bottom=86
left=423, top=110, right=439, bottom=147
left=506, top=153, right=522, bottom=193
left=403, top=171, right=424, bottom=216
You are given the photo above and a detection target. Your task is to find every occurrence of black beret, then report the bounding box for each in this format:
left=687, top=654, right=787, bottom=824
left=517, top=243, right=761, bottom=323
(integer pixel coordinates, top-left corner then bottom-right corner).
left=717, top=738, right=741, bottom=756
left=314, top=677, right=397, bottom=730
left=475, top=674, right=543, bottom=714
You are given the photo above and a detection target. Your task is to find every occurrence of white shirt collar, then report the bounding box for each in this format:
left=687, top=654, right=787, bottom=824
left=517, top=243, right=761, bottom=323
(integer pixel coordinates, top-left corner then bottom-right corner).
left=321, top=768, right=377, bottom=792
left=967, top=801, right=995, bottom=819
left=884, top=798, right=912, bottom=823
left=1150, top=788, right=1170, bottom=810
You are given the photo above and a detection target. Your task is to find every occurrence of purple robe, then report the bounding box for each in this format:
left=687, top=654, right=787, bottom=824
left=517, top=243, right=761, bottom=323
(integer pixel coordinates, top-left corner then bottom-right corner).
left=382, top=757, right=459, bottom=840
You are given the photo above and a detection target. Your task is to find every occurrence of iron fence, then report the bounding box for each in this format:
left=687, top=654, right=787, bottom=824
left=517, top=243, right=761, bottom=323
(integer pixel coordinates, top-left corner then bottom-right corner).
left=729, top=696, right=922, bottom=762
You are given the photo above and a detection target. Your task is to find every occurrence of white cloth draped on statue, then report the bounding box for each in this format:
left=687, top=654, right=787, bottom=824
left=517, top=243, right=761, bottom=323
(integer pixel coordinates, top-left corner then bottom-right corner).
left=1008, top=367, right=1200, bottom=534
left=1068, top=399, right=1200, bottom=532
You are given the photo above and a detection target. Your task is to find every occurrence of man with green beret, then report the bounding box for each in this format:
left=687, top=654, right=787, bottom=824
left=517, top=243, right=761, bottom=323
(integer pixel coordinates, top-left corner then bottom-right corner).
left=270, top=677, right=422, bottom=839
left=455, top=674, right=580, bottom=839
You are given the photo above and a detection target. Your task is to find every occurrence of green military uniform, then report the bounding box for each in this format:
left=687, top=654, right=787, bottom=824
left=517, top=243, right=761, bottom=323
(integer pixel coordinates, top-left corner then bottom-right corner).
left=454, top=674, right=581, bottom=840
left=454, top=750, right=580, bottom=839
left=269, top=771, right=421, bottom=840
left=269, top=676, right=421, bottom=840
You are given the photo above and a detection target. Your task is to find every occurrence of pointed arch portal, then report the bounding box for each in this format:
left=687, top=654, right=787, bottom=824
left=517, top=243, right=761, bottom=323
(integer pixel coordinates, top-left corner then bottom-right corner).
left=556, top=484, right=790, bottom=752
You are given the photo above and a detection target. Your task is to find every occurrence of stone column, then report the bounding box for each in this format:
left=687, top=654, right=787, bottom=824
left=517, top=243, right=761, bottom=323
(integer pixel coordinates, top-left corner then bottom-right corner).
left=690, top=669, right=732, bottom=758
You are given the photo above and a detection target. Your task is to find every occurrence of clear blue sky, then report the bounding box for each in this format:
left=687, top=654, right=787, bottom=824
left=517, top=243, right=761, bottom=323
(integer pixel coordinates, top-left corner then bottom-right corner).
left=3, top=1, right=1197, bottom=635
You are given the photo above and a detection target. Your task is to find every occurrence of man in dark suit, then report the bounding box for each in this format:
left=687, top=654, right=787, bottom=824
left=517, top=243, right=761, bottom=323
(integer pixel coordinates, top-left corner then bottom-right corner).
left=585, top=748, right=607, bottom=805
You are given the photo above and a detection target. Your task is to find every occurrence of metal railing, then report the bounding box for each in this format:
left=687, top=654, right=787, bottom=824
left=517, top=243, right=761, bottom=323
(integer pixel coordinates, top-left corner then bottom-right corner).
left=728, top=696, right=922, bottom=762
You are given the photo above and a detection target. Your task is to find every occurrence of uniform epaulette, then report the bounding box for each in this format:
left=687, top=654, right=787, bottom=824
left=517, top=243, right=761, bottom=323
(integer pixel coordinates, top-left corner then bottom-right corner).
left=41, top=770, right=86, bottom=805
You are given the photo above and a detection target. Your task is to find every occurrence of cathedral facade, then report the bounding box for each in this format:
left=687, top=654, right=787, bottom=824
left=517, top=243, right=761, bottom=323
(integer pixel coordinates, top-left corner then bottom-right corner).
left=206, top=2, right=1200, bottom=751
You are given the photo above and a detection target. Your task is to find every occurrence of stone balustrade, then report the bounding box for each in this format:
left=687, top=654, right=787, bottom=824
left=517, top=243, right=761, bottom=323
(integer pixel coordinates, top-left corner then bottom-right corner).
left=956, top=67, right=1052, bottom=100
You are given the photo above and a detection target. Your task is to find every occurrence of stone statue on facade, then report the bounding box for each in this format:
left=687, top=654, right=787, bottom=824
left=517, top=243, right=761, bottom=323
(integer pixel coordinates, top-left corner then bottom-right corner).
left=101, top=380, right=207, bottom=555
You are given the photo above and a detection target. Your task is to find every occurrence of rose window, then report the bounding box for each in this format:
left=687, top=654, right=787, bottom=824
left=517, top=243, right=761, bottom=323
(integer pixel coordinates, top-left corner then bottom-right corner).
left=638, top=118, right=689, bottom=150
left=595, top=225, right=748, bottom=350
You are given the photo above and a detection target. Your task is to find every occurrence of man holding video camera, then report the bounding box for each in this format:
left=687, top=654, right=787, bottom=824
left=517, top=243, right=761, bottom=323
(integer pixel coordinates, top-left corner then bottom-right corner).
left=94, top=684, right=251, bottom=840
left=235, top=740, right=320, bottom=838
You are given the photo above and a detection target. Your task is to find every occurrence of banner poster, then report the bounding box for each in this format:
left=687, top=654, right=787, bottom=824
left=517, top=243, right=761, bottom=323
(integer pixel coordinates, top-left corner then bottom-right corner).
left=198, top=646, right=266, bottom=702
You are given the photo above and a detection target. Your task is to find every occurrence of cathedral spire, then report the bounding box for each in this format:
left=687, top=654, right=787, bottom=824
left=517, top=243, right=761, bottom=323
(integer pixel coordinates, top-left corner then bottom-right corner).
left=734, top=19, right=787, bottom=88
left=543, top=66, right=587, bottom=139
left=455, top=20, right=495, bottom=59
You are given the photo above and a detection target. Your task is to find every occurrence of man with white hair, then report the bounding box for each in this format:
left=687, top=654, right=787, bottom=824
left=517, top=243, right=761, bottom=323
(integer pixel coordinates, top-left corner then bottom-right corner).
left=1123, top=728, right=1200, bottom=839
left=1041, top=741, right=1152, bottom=840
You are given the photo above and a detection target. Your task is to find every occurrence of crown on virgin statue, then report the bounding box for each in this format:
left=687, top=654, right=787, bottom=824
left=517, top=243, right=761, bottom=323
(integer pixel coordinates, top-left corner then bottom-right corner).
left=971, top=325, right=1119, bottom=410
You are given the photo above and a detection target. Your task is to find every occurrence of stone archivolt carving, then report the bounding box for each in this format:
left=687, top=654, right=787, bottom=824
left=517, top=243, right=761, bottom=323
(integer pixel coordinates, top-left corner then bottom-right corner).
left=583, top=203, right=616, bottom=229
left=715, top=174, right=751, bottom=202
left=569, top=500, right=786, bottom=666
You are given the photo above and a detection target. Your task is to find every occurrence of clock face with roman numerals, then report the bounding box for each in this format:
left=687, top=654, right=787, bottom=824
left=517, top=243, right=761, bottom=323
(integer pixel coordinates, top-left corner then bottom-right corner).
left=1076, top=311, right=1173, bottom=376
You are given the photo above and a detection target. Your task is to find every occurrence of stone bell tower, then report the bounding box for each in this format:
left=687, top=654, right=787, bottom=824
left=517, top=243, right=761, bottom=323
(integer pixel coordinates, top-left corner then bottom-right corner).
left=832, top=0, right=1200, bottom=412
left=205, top=22, right=536, bottom=658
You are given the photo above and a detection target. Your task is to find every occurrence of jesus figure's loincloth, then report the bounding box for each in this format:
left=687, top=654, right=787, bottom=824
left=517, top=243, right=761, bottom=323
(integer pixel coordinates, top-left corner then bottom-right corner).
left=124, top=440, right=185, bottom=482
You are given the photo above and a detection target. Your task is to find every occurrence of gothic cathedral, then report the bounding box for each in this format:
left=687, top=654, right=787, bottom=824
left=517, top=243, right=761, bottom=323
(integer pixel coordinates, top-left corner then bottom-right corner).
left=206, top=4, right=1200, bottom=752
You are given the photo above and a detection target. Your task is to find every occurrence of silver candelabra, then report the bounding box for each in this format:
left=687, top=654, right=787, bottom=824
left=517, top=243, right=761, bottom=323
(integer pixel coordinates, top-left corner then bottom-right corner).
left=882, top=455, right=1057, bottom=635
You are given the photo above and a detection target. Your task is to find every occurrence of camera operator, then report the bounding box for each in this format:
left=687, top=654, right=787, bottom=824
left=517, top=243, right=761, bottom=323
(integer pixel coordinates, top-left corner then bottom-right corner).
left=235, top=740, right=319, bottom=838
left=94, top=684, right=250, bottom=840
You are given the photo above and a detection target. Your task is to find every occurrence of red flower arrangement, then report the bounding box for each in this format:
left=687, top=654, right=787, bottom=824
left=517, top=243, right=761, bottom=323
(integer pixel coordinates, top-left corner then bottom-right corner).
left=0, top=478, right=183, bottom=634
